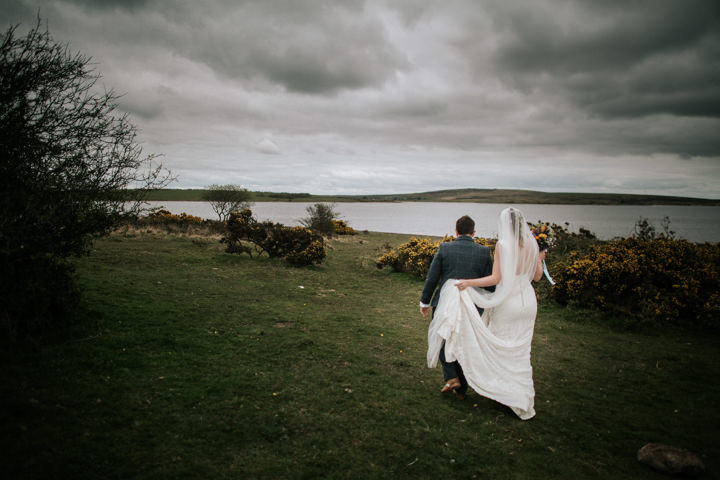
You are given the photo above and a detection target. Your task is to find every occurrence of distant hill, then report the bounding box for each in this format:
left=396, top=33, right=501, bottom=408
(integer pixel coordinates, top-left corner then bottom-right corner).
left=137, top=188, right=720, bottom=205
left=356, top=188, right=720, bottom=205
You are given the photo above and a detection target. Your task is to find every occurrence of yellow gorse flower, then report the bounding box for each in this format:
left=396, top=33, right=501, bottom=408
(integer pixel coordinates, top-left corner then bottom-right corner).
left=376, top=235, right=497, bottom=279
left=552, top=237, right=719, bottom=327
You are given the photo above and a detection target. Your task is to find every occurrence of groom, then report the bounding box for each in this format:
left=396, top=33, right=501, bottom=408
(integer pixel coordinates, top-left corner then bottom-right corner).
left=420, top=215, right=493, bottom=400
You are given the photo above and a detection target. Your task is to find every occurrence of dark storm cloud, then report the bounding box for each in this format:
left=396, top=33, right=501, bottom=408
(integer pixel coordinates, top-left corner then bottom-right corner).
left=2, top=0, right=719, bottom=196
left=492, top=1, right=718, bottom=73
left=119, top=85, right=173, bottom=120
left=4, top=0, right=407, bottom=95
left=139, top=1, right=408, bottom=94
left=0, top=0, right=146, bottom=25
left=0, top=1, right=35, bottom=26
left=64, top=0, right=150, bottom=11
left=486, top=0, right=720, bottom=119
left=244, top=30, right=404, bottom=94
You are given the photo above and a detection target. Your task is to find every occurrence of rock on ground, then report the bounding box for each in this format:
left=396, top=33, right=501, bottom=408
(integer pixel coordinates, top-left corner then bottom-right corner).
left=637, top=443, right=705, bottom=477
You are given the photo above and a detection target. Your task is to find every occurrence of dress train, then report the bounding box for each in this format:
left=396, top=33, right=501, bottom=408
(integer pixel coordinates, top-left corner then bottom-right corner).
left=428, top=279, right=537, bottom=420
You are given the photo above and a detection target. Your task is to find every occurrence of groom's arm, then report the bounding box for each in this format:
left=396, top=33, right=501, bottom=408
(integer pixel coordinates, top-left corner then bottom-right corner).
left=420, top=244, right=444, bottom=307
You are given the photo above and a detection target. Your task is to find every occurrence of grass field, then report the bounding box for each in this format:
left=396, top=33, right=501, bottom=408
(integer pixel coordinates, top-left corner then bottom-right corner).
left=1, top=232, right=718, bottom=479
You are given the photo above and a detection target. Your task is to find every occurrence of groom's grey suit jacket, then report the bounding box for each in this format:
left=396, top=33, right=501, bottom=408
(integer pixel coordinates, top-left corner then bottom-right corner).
left=420, top=235, right=493, bottom=308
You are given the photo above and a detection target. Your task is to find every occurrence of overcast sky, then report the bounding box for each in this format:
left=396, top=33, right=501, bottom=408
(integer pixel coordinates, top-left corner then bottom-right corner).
left=3, top=0, right=720, bottom=198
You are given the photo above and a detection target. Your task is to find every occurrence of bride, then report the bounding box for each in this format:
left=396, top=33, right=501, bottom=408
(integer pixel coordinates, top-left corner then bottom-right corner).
left=427, top=207, right=545, bottom=420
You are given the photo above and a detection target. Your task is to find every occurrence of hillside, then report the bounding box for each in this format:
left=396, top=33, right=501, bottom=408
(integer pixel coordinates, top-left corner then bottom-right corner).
left=137, top=188, right=720, bottom=205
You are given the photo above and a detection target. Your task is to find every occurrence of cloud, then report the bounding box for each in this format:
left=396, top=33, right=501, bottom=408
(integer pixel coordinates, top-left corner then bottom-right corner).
left=485, top=0, right=720, bottom=120
left=257, top=138, right=280, bottom=155
left=65, top=0, right=150, bottom=11
left=101, top=0, right=408, bottom=95
left=2, top=0, right=719, bottom=197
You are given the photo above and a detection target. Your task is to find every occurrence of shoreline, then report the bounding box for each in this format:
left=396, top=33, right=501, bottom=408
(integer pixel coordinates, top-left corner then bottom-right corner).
left=133, top=188, right=720, bottom=206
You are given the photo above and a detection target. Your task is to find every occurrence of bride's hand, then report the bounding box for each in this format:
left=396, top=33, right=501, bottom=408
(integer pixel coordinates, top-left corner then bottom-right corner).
left=455, top=280, right=468, bottom=291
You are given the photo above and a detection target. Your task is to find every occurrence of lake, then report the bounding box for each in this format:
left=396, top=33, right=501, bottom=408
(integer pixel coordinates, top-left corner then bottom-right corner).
left=142, top=201, right=720, bottom=243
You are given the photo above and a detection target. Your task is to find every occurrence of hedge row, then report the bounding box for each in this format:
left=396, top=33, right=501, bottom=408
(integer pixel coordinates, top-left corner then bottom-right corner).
left=376, top=227, right=719, bottom=330
left=553, top=238, right=719, bottom=329
left=376, top=235, right=495, bottom=279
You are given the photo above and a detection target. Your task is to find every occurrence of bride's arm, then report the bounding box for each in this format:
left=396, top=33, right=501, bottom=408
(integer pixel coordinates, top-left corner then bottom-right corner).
left=533, top=250, right=546, bottom=282
left=455, top=245, right=502, bottom=290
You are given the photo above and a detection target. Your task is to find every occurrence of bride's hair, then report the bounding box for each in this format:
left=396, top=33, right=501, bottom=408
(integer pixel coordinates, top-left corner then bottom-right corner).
left=508, top=208, right=524, bottom=247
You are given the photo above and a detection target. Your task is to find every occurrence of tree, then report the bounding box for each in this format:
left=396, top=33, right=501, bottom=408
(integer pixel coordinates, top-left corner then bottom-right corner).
left=201, top=184, right=253, bottom=222
left=300, top=203, right=339, bottom=236
left=0, top=19, right=173, bottom=340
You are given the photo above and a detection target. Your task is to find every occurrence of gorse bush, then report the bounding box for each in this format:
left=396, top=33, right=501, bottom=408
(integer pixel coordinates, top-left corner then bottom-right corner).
left=376, top=235, right=495, bottom=279
left=376, top=237, right=439, bottom=279
left=127, top=210, right=224, bottom=235
left=528, top=221, right=600, bottom=300
left=222, top=209, right=326, bottom=267
left=332, top=219, right=356, bottom=235
left=282, top=228, right=327, bottom=267
left=147, top=209, right=204, bottom=225
left=538, top=222, right=597, bottom=257
left=552, top=238, right=720, bottom=329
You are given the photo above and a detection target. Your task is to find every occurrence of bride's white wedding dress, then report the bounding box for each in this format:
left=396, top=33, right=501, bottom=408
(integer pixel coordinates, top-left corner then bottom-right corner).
left=427, top=208, right=539, bottom=420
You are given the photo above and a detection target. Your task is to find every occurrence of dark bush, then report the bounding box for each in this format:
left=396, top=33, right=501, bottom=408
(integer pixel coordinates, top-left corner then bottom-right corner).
left=633, top=215, right=675, bottom=241
left=301, top=203, right=338, bottom=236
left=222, top=209, right=326, bottom=267
left=1, top=254, right=80, bottom=343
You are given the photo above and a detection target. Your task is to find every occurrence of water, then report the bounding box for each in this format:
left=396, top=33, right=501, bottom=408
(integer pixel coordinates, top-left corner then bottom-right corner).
left=142, top=201, right=720, bottom=243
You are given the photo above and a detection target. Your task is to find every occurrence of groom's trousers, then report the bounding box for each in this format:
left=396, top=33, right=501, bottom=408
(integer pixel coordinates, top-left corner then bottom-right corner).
left=434, top=307, right=469, bottom=395
left=439, top=341, right=468, bottom=395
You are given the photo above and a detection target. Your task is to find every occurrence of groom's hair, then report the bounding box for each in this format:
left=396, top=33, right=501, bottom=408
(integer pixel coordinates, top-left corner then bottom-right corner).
left=456, top=215, right=475, bottom=235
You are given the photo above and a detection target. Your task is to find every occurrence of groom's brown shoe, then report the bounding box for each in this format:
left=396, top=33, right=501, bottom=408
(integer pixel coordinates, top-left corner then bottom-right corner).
left=453, top=390, right=466, bottom=401
left=441, top=378, right=461, bottom=393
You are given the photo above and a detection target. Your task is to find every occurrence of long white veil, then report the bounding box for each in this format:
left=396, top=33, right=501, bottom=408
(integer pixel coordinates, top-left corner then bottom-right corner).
left=464, top=207, right=539, bottom=309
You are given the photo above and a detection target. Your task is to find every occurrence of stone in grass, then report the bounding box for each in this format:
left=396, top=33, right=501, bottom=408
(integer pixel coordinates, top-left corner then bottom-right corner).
left=637, top=443, right=705, bottom=477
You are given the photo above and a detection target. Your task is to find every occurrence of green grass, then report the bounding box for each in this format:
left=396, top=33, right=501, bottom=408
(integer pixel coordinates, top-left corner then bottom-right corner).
left=2, top=232, right=718, bottom=479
